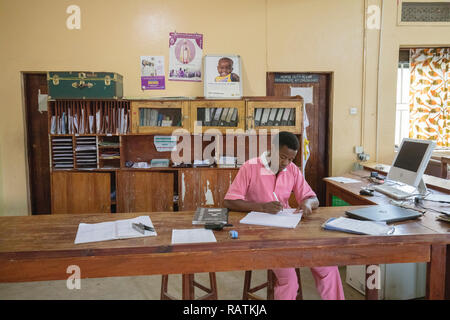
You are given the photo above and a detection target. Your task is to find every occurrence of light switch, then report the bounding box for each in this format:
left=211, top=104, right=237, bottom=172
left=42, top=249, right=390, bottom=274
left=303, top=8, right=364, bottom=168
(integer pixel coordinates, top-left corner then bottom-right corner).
left=350, top=107, right=358, bottom=115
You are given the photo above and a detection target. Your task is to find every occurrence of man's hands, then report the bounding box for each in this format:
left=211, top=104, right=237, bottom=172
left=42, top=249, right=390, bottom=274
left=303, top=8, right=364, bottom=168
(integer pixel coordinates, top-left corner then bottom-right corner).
left=296, top=197, right=319, bottom=218
left=260, top=201, right=283, bottom=214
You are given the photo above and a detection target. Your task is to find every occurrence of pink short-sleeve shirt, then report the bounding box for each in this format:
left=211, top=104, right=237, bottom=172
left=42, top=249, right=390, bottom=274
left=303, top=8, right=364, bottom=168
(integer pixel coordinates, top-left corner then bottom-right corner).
left=224, top=152, right=316, bottom=208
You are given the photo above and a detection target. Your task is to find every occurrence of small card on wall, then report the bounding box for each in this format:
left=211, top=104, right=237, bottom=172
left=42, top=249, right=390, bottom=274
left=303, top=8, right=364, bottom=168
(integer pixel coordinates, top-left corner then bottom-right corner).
left=141, top=56, right=165, bottom=90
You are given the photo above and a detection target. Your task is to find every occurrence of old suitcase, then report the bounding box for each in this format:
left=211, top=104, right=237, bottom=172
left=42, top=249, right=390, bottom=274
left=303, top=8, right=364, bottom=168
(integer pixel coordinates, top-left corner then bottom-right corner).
left=47, top=71, right=123, bottom=99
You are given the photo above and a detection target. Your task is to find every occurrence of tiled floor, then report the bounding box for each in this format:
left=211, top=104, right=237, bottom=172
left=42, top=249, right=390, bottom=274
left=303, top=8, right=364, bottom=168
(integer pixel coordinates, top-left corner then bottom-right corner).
left=0, top=267, right=364, bottom=300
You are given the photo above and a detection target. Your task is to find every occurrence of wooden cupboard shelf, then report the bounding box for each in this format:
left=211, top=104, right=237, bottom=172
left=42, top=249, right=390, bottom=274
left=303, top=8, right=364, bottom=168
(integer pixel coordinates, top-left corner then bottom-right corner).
left=48, top=97, right=303, bottom=214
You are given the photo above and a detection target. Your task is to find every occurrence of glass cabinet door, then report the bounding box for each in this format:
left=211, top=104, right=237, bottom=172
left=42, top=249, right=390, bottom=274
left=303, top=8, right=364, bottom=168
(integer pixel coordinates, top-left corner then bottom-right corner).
left=246, top=100, right=302, bottom=134
left=190, top=100, right=245, bottom=133
left=131, top=100, right=190, bottom=133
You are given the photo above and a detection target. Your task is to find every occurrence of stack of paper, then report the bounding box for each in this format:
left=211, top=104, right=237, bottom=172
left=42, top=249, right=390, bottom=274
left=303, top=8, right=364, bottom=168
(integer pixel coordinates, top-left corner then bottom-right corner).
left=171, top=229, right=217, bottom=245
left=74, top=216, right=157, bottom=244
left=326, top=177, right=361, bottom=184
left=322, top=217, right=394, bottom=236
left=239, top=208, right=302, bottom=229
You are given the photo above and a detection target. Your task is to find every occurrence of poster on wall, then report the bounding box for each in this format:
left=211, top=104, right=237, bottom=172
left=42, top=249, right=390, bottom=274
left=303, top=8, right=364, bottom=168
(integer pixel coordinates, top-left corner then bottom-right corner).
left=168, top=32, right=203, bottom=82
left=204, top=54, right=242, bottom=98
left=140, top=56, right=165, bottom=90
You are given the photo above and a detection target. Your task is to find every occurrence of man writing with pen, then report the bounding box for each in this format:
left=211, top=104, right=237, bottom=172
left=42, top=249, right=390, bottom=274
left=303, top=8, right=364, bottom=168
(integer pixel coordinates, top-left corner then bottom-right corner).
left=223, top=131, right=345, bottom=300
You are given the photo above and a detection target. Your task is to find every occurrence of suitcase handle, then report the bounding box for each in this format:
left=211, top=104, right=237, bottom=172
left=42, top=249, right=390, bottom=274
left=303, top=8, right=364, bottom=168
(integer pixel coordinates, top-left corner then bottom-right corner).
left=72, top=80, right=94, bottom=89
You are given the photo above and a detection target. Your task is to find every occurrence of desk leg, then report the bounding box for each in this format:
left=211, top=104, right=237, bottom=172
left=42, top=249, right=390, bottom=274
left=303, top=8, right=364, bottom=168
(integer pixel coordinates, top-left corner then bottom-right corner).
left=446, top=244, right=450, bottom=300
left=427, top=244, right=446, bottom=300
left=182, top=274, right=195, bottom=300
left=365, top=265, right=379, bottom=300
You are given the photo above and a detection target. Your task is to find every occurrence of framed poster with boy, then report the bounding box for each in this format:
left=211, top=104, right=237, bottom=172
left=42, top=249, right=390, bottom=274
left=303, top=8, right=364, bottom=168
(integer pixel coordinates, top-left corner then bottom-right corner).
left=204, top=55, right=242, bottom=99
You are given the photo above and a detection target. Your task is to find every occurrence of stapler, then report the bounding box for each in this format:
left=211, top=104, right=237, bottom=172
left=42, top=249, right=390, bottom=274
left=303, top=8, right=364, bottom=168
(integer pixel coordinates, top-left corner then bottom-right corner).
left=132, top=222, right=155, bottom=234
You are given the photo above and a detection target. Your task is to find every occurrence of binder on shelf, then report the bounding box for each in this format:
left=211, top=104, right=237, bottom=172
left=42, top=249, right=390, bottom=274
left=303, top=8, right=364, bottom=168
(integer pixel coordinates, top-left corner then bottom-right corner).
left=281, top=108, right=291, bottom=126
left=150, top=109, right=158, bottom=126
left=274, top=108, right=284, bottom=126
left=260, top=108, right=270, bottom=126
left=225, top=108, right=235, bottom=126
left=288, top=108, right=295, bottom=126
left=254, top=108, right=262, bottom=127
left=204, top=108, right=211, bottom=126
left=220, top=108, right=230, bottom=126
left=212, top=108, right=222, bottom=126
left=267, top=108, right=277, bottom=126
left=230, top=108, right=238, bottom=126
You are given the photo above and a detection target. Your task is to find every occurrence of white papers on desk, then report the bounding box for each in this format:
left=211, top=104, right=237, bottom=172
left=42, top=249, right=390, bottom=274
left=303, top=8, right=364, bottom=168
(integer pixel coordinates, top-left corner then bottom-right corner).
left=74, top=216, right=157, bottom=244
left=240, top=208, right=302, bottom=229
left=424, top=194, right=450, bottom=203
left=171, top=229, right=217, bottom=245
left=326, top=177, right=361, bottom=184
left=322, top=217, right=394, bottom=236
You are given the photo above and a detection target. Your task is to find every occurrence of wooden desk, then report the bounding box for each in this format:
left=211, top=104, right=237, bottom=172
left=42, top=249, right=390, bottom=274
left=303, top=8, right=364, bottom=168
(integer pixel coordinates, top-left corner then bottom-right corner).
left=0, top=208, right=449, bottom=299
left=324, top=171, right=450, bottom=299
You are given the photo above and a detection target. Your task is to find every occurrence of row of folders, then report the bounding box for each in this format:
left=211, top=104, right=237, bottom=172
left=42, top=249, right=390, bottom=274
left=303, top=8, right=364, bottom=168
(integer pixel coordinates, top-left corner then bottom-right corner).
left=49, top=101, right=130, bottom=135
left=137, top=107, right=296, bottom=128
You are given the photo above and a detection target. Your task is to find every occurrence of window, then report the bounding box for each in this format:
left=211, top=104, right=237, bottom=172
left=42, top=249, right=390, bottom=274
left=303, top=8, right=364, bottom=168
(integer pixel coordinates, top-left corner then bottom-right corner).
left=395, top=50, right=411, bottom=147
left=395, top=48, right=450, bottom=149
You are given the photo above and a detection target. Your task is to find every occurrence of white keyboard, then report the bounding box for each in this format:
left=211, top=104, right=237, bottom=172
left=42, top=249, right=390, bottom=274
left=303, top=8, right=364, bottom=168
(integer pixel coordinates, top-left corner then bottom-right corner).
left=373, top=184, right=415, bottom=200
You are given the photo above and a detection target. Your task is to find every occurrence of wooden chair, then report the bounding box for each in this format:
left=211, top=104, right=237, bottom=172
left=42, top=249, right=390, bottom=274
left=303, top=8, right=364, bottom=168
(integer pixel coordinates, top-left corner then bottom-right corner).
left=161, top=273, right=218, bottom=300
left=242, top=269, right=303, bottom=300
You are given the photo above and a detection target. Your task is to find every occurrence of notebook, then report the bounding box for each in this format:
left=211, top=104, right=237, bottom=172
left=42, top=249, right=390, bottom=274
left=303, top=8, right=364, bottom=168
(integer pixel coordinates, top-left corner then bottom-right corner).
left=345, top=205, right=422, bottom=223
left=192, top=207, right=229, bottom=225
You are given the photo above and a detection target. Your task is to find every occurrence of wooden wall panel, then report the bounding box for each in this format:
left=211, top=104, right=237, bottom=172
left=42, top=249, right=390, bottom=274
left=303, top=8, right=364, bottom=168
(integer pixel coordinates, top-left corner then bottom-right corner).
left=117, top=171, right=174, bottom=213
left=51, top=172, right=111, bottom=214
left=178, top=169, right=238, bottom=210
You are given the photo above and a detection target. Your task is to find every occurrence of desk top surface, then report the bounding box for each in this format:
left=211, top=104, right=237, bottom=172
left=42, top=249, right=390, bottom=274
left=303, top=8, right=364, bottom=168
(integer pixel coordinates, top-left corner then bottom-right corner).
left=1, top=207, right=449, bottom=260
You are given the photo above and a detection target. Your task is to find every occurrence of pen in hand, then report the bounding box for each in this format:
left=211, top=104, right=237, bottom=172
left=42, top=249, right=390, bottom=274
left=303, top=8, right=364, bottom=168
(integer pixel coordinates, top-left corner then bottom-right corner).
left=273, top=192, right=283, bottom=212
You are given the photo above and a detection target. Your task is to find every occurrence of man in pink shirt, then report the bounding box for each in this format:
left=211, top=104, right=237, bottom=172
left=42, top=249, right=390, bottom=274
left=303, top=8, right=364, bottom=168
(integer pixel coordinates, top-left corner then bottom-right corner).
left=224, top=131, right=345, bottom=300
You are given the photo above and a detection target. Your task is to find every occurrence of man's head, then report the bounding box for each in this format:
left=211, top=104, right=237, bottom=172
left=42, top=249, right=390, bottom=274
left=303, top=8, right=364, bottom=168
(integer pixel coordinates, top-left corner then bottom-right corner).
left=271, top=131, right=299, bottom=172
left=217, top=57, right=233, bottom=77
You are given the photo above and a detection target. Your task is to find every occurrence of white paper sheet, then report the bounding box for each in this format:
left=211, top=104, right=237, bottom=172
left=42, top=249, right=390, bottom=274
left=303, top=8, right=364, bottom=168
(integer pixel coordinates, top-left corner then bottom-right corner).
left=240, top=208, right=302, bottom=229
left=290, top=87, right=313, bottom=104
left=171, top=229, right=217, bottom=244
left=424, top=194, right=450, bottom=203
left=326, top=177, right=361, bottom=184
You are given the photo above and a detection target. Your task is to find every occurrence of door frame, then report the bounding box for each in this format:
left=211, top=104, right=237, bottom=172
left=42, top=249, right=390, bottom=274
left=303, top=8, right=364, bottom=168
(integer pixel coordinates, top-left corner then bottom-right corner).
left=266, top=71, right=334, bottom=202
left=21, top=71, right=50, bottom=215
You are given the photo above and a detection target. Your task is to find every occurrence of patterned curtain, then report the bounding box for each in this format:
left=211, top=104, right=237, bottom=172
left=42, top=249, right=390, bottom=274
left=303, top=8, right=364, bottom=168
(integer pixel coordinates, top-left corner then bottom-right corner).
left=409, top=48, right=449, bottom=147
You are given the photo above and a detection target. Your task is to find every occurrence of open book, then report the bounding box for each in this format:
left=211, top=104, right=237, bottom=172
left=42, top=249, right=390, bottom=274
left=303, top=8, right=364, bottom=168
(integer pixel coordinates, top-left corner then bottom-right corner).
left=74, top=216, right=157, bottom=244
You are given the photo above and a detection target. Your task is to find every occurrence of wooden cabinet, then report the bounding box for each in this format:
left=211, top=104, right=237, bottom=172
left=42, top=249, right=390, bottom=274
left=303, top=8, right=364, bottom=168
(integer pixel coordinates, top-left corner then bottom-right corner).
left=190, top=100, right=246, bottom=133
left=116, top=171, right=174, bottom=213
left=51, top=171, right=111, bottom=214
left=130, top=100, right=190, bottom=134
left=178, top=169, right=238, bottom=211
left=246, top=99, right=302, bottom=134
left=48, top=97, right=303, bottom=214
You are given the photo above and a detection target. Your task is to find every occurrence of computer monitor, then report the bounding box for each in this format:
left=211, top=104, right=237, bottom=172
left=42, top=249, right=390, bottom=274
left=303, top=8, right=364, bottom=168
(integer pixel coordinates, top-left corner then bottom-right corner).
left=387, top=138, right=436, bottom=194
